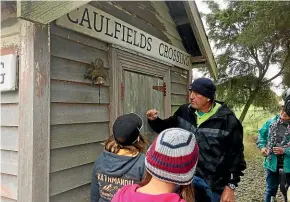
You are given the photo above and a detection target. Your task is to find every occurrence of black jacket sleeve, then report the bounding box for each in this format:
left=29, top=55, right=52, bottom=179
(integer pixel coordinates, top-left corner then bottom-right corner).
left=148, top=108, right=180, bottom=134
left=227, top=119, right=247, bottom=186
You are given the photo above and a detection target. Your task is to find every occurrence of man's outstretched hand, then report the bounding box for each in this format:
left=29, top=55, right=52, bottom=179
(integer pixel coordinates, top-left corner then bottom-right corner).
left=146, top=109, right=159, bottom=121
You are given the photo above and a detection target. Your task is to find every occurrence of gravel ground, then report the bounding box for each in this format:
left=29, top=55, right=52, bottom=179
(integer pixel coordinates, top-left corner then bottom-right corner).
left=236, top=159, right=283, bottom=202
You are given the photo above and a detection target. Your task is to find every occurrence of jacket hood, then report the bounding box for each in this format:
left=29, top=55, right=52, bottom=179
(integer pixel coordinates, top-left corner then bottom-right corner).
left=214, top=101, right=236, bottom=117
left=99, top=150, right=145, bottom=177
left=112, top=184, right=185, bottom=202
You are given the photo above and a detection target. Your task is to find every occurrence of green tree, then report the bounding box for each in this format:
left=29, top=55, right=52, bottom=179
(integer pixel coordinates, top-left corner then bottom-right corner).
left=205, top=1, right=288, bottom=122
left=237, top=1, right=290, bottom=87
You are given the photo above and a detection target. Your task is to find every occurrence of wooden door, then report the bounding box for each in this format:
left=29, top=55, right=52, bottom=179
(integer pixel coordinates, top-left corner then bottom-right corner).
left=110, top=47, right=171, bottom=144
left=123, top=70, right=165, bottom=143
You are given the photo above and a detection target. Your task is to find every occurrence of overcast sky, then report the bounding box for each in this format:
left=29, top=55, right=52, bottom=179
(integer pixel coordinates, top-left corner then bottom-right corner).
left=195, top=1, right=283, bottom=95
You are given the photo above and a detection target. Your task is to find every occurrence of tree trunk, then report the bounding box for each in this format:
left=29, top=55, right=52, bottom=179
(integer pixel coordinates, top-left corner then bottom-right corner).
left=239, top=87, right=259, bottom=122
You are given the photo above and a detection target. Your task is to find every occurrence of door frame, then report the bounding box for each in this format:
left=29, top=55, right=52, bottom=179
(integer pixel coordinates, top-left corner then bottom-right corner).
left=109, top=44, right=172, bottom=128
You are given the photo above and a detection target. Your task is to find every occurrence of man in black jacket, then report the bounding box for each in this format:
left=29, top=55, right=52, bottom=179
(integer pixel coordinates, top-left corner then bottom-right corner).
left=147, top=77, right=246, bottom=202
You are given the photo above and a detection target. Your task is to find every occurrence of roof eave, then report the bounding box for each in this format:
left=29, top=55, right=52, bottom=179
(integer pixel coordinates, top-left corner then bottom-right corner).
left=183, top=1, right=218, bottom=80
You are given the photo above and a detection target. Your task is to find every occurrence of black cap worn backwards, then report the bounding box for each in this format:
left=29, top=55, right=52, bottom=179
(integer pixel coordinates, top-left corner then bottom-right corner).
left=113, top=113, right=143, bottom=146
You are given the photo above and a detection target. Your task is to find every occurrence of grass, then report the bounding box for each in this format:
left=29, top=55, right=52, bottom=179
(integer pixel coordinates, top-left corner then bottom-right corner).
left=243, top=135, right=264, bottom=161
left=234, top=106, right=276, bottom=161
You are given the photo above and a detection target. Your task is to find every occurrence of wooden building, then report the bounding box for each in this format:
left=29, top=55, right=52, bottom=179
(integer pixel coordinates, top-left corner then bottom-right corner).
left=1, top=1, right=217, bottom=202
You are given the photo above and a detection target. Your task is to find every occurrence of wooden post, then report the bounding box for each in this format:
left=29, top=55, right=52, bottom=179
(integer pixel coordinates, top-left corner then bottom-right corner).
left=18, top=20, right=50, bottom=202
left=108, top=46, right=120, bottom=134
left=164, top=70, right=171, bottom=117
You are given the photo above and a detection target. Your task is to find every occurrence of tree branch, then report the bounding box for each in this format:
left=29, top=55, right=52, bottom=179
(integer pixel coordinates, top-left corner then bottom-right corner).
left=263, top=45, right=290, bottom=85
left=263, top=44, right=275, bottom=69
left=228, top=57, right=255, bottom=67
left=248, top=48, right=264, bottom=78
left=260, top=44, right=275, bottom=79
left=261, top=64, right=270, bottom=80
left=263, top=68, right=284, bottom=85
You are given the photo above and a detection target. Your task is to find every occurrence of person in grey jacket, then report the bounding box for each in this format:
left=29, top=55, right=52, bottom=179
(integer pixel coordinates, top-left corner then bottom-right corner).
left=90, top=113, right=147, bottom=202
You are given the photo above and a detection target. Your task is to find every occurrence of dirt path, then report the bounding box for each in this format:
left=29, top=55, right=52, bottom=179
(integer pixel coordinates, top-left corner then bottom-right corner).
left=236, top=159, right=283, bottom=202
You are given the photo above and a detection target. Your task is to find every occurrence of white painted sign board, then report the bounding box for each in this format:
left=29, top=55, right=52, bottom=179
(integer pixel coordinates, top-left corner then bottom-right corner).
left=56, top=4, right=192, bottom=70
left=0, top=54, right=18, bottom=91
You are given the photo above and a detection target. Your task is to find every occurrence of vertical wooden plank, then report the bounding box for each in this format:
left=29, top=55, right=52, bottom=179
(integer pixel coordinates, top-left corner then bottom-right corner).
left=151, top=77, right=165, bottom=119
left=108, top=47, right=121, bottom=134
left=123, top=71, right=165, bottom=143
left=18, top=21, right=50, bottom=202
left=164, top=69, right=171, bottom=118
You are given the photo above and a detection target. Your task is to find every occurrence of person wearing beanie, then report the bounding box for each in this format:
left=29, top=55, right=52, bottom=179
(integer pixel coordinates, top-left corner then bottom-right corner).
left=91, top=113, right=148, bottom=202
left=256, top=88, right=290, bottom=202
left=147, top=77, right=246, bottom=202
left=111, top=128, right=199, bottom=202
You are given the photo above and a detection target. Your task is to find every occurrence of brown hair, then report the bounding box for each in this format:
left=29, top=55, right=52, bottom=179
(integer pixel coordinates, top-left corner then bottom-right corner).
left=104, top=134, right=148, bottom=155
left=180, top=185, right=195, bottom=202
left=140, top=171, right=195, bottom=202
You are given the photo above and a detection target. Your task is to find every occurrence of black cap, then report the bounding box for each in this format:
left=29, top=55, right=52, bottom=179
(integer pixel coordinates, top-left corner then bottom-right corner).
left=189, top=78, right=216, bottom=100
left=113, top=113, right=143, bottom=146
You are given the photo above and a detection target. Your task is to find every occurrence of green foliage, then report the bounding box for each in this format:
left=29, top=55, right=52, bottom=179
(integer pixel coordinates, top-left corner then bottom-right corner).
left=216, top=74, right=257, bottom=109
left=237, top=2, right=290, bottom=47
left=205, top=1, right=288, bottom=120
left=216, top=75, right=280, bottom=112
left=237, top=1, right=290, bottom=87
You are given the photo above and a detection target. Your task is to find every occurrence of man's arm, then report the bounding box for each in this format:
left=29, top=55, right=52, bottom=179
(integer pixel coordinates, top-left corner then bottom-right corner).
left=147, top=108, right=180, bottom=134
left=148, top=116, right=178, bottom=134
left=227, top=122, right=246, bottom=187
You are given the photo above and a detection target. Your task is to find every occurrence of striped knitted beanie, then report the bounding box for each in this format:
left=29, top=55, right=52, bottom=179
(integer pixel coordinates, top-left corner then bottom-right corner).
left=145, top=128, right=199, bottom=185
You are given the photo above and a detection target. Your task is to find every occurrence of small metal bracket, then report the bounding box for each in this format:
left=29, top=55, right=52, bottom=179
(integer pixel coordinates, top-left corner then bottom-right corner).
left=152, top=82, right=166, bottom=96
left=84, top=58, right=106, bottom=85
